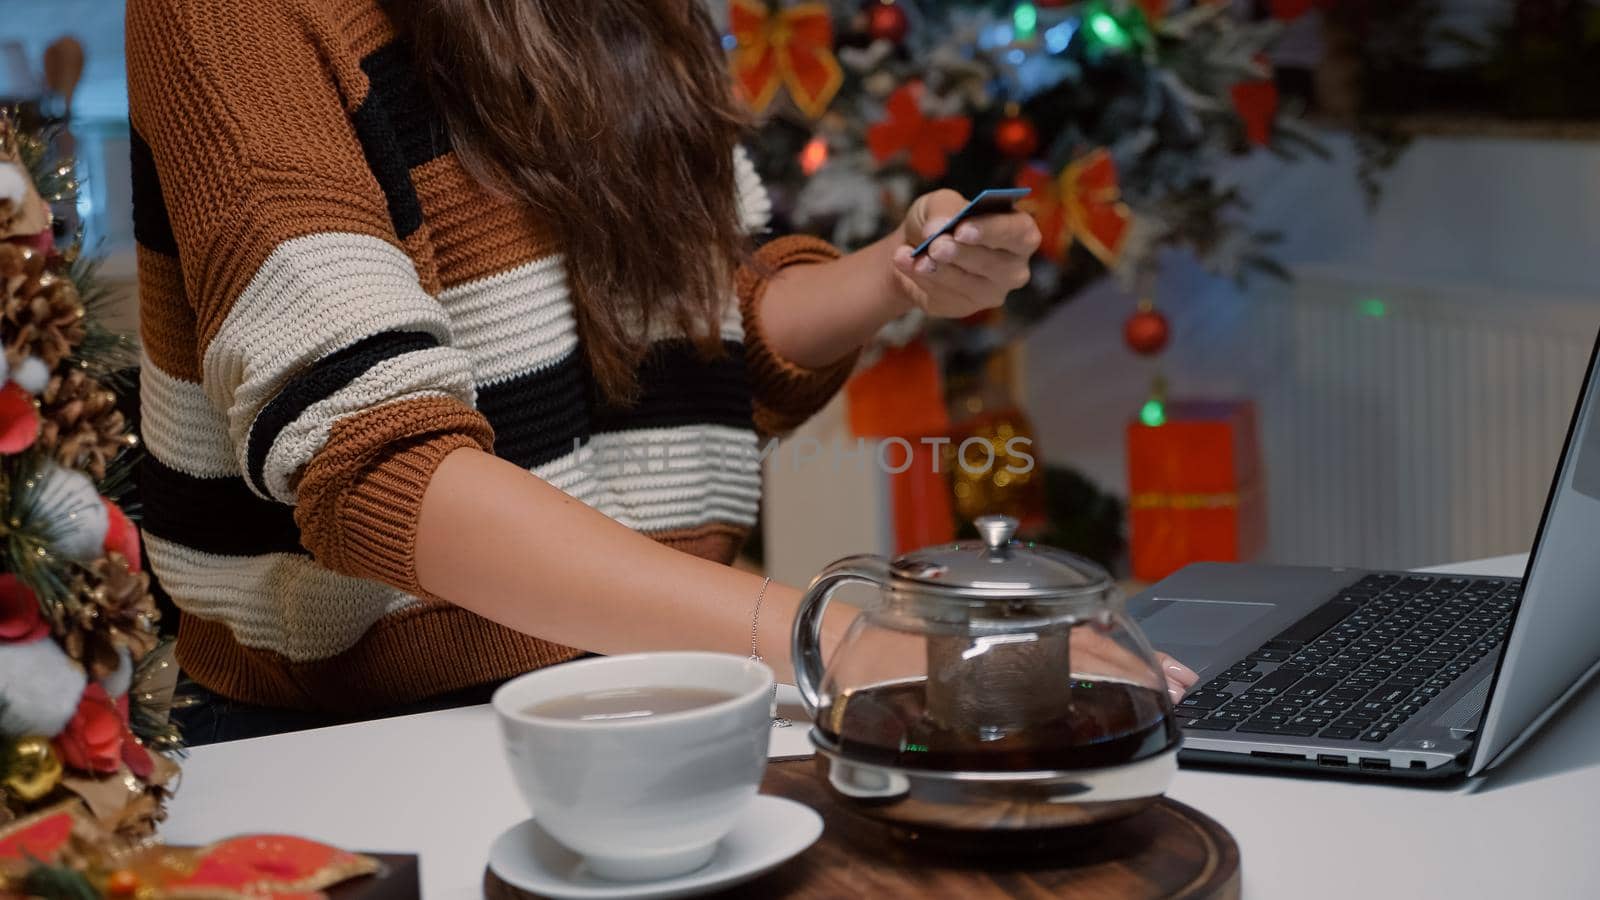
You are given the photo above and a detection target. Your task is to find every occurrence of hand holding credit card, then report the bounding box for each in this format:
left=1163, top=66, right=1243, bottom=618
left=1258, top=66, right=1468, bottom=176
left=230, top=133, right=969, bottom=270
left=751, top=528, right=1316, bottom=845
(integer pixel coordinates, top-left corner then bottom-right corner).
left=911, top=187, right=1033, bottom=258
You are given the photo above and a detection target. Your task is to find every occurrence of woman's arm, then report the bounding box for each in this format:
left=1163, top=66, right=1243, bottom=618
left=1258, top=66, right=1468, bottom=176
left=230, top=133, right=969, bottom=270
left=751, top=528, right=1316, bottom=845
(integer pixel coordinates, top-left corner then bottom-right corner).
left=758, top=189, right=1042, bottom=369
left=414, top=446, right=1196, bottom=697
left=414, top=447, right=822, bottom=683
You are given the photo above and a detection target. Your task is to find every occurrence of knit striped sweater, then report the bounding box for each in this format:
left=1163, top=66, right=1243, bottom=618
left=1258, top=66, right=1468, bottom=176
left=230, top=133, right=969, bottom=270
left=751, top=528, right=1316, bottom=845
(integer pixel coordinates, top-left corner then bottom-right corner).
left=127, top=0, right=852, bottom=712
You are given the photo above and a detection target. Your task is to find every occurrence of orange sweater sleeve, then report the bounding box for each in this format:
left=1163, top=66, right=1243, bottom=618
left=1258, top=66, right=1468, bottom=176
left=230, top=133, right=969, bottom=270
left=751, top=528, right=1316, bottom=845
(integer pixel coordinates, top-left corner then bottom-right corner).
left=126, top=0, right=491, bottom=595
left=730, top=149, right=859, bottom=436
left=735, top=236, right=859, bottom=437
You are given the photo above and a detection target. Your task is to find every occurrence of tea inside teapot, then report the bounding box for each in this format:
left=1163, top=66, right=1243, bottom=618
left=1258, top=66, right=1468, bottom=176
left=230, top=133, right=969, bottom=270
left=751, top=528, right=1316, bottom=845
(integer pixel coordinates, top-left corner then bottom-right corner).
left=820, top=628, right=1176, bottom=773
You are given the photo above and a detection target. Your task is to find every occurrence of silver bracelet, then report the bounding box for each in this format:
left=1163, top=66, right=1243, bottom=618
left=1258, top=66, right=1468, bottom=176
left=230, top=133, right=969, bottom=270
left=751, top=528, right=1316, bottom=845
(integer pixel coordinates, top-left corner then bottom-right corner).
left=748, top=576, right=791, bottom=728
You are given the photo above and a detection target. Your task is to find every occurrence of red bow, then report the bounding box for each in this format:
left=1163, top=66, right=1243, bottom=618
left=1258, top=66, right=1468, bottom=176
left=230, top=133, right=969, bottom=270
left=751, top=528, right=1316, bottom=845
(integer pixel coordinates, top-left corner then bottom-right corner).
left=728, top=1, right=843, bottom=119
left=1018, top=150, right=1131, bottom=267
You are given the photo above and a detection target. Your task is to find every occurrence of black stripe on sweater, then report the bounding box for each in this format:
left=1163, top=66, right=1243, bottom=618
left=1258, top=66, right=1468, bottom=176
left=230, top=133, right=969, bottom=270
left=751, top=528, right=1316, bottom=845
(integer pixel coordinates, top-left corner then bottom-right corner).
left=358, top=42, right=453, bottom=169
left=246, top=331, right=441, bottom=497
left=477, top=352, right=593, bottom=470
left=591, top=340, right=754, bottom=432
left=139, top=456, right=306, bottom=557
left=351, top=99, right=424, bottom=239
left=143, top=341, right=754, bottom=560
left=476, top=341, right=756, bottom=468
left=129, top=127, right=178, bottom=256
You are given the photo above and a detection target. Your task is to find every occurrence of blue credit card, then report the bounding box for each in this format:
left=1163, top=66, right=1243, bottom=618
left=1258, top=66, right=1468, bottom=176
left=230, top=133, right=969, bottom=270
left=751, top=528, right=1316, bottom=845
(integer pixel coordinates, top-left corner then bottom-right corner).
left=911, top=188, right=1033, bottom=258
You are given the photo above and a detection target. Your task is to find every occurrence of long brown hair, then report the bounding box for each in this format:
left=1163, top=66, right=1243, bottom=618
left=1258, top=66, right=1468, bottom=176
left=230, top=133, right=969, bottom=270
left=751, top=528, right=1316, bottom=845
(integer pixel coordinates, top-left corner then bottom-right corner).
left=399, top=0, right=748, bottom=402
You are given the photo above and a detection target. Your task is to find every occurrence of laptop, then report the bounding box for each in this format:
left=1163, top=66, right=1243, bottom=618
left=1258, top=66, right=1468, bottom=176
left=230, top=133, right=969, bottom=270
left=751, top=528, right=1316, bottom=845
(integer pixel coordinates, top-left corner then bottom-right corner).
left=1128, top=324, right=1600, bottom=781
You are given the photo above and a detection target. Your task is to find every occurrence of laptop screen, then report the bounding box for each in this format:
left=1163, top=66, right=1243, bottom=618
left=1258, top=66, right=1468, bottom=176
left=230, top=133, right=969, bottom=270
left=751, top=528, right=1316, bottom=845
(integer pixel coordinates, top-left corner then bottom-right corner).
left=1472, top=322, right=1600, bottom=774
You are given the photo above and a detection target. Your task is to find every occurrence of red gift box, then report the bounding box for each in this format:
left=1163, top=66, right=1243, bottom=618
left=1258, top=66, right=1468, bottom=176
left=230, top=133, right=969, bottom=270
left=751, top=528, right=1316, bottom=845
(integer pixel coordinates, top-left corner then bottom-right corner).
left=1126, top=400, right=1266, bottom=582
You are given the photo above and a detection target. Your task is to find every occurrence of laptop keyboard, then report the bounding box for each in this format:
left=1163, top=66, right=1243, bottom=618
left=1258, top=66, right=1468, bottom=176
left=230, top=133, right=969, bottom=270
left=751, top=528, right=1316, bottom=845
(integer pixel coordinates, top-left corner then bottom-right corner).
left=1174, top=574, right=1521, bottom=743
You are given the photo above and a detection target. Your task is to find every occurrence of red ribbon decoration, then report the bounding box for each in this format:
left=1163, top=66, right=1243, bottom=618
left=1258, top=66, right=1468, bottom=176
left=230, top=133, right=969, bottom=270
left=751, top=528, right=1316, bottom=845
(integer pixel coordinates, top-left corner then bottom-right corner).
left=1017, top=150, right=1131, bottom=267
left=866, top=82, right=973, bottom=180
left=1231, top=55, right=1279, bottom=146
left=157, top=835, right=379, bottom=898
left=0, top=804, right=78, bottom=865
left=728, top=1, right=844, bottom=119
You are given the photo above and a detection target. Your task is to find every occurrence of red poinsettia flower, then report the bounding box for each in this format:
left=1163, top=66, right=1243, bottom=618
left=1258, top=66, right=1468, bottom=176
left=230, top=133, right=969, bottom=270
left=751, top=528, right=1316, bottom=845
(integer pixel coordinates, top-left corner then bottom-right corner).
left=867, top=82, right=972, bottom=180
left=54, top=683, right=125, bottom=773
left=0, top=573, right=49, bottom=643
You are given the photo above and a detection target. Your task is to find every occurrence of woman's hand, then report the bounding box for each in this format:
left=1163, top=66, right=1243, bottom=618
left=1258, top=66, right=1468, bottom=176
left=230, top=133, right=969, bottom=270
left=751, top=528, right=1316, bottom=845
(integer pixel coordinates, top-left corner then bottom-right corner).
left=1069, top=630, right=1200, bottom=704
left=1156, top=652, right=1200, bottom=702
left=891, top=189, right=1042, bottom=319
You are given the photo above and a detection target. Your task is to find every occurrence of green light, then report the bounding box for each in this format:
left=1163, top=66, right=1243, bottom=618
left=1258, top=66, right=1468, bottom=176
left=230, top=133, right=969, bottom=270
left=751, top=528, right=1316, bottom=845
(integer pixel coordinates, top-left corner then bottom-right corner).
left=1013, top=3, right=1038, bottom=40
left=904, top=743, right=929, bottom=753
left=1358, top=298, right=1388, bottom=318
left=1140, top=397, right=1167, bottom=427
left=1088, top=11, right=1130, bottom=49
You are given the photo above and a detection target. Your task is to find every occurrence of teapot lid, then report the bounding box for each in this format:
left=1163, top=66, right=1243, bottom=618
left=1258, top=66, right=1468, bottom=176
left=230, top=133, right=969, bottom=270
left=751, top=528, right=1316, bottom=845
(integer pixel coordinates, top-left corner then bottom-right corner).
left=889, top=515, right=1113, bottom=601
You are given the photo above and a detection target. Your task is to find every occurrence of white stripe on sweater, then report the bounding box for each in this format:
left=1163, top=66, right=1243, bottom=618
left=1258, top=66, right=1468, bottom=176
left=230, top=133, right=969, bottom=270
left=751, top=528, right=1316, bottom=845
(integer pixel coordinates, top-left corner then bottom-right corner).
left=139, top=355, right=236, bottom=477
left=533, top=425, right=762, bottom=532
left=204, top=232, right=475, bottom=501
left=258, top=352, right=466, bottom=501
left=144, top=533, right=419, bottom=661
left=438, top=255, right=579, bottom=387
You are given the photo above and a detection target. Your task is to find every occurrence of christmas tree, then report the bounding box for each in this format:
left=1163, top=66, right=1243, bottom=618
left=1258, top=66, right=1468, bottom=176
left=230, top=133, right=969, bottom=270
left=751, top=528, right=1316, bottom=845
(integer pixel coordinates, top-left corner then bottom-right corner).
left=731, top=0, right=1322, bottom=344
left=0, top=109, right=179, bottom=892
left=728, top=1, right=1326, bottom=546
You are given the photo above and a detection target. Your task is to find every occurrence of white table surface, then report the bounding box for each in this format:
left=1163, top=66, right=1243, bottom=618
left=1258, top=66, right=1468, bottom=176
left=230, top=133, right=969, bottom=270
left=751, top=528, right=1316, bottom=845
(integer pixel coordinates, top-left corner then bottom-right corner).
left=162, top=553, right=1600, bottom=899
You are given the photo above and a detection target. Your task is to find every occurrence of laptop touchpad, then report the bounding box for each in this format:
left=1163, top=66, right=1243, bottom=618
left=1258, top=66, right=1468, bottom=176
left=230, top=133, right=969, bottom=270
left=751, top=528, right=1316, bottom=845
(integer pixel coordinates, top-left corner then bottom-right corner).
left=1138, top=598, right=1276, bottom=650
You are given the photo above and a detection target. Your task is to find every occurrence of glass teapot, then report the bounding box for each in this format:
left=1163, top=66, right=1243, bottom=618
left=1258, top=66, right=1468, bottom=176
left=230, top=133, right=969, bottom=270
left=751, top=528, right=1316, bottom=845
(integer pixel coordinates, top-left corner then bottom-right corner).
left=791, top=515, right=1181, bottom=832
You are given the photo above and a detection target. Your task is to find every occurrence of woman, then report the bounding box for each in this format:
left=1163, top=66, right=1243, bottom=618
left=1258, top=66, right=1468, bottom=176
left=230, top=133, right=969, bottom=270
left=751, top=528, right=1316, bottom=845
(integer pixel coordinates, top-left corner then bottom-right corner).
left=127, top=0, right=1195, bottom=736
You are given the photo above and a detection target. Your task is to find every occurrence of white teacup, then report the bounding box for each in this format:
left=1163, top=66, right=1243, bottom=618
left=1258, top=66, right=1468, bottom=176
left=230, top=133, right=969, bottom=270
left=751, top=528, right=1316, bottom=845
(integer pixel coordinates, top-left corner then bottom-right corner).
left=492, top=652, right=774, bottom=881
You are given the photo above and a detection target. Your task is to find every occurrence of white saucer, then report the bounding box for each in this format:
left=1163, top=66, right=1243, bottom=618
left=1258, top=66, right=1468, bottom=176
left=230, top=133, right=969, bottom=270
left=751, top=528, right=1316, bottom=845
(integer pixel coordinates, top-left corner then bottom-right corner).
left=487, top=795, right=823, bottom=899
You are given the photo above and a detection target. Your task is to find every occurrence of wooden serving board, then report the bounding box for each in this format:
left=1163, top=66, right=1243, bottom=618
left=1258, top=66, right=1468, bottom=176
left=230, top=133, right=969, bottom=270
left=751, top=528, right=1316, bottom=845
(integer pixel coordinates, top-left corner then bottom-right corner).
left=485, top=760, right=1240, bottom=899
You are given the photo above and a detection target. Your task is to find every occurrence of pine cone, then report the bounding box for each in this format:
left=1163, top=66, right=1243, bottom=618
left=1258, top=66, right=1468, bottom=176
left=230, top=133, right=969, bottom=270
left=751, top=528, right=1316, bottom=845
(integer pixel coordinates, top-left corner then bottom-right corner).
left=0, top=241, right=85, bottom=368
left=38, top=367, right=135, bottom=480
left=60, top=554, right=160, bottom=681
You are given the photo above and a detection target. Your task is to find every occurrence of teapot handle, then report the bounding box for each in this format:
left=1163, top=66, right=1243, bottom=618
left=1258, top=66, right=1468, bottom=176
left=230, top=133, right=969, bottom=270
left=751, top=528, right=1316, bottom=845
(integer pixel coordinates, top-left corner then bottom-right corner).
left=791, top=555, right=890, bottom=717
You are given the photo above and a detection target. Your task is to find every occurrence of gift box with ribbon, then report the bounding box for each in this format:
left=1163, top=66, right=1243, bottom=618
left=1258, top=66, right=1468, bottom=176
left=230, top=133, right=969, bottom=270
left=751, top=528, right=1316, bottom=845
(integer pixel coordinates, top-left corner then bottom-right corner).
left=1126, top=399, right=1266, bottom=583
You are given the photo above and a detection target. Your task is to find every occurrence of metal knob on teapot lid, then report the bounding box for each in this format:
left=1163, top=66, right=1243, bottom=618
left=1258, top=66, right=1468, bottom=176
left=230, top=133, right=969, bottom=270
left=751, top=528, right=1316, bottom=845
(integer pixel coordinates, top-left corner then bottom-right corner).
left=888, top=515, right=1114, bottom=602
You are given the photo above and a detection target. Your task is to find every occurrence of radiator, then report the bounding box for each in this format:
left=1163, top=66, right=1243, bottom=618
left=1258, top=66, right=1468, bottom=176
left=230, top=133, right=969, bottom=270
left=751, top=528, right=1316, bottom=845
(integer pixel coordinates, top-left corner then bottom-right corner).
left=1253, top=268, right=1598, bottom=570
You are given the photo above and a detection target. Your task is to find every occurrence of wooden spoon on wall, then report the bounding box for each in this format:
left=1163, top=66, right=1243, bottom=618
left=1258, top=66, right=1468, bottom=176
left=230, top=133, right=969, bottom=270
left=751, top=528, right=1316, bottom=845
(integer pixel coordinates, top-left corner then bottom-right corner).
left=43, top=36, right=85, bottom=157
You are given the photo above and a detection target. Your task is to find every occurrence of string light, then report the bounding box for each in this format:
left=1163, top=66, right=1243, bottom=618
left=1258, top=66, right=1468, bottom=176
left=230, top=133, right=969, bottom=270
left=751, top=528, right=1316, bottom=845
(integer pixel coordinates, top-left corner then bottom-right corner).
left=799, top=136, right=829, bottom=176
left=1087, top=10, right=1131, bottom=50
left=1140, top=397, right=1167, bottom=428
left=1045, top=20, right=1079, bottom=54
left=1013, top=3, right=1039, bottom=41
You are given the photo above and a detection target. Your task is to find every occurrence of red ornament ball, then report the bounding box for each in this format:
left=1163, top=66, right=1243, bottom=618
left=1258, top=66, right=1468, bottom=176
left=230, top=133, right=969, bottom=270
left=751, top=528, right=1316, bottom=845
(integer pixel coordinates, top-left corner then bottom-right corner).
left=994, top=115, right=1040, bottom=160
left=1124, top=308, right=1171, bottom=356
left=866, top=2, right=910, bottom=43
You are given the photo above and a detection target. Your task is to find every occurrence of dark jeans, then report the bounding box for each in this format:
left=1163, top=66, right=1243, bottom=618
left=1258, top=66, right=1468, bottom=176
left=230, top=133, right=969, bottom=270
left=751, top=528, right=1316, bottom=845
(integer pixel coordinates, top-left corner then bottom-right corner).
left=175, top=680, right=506, bottom=746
